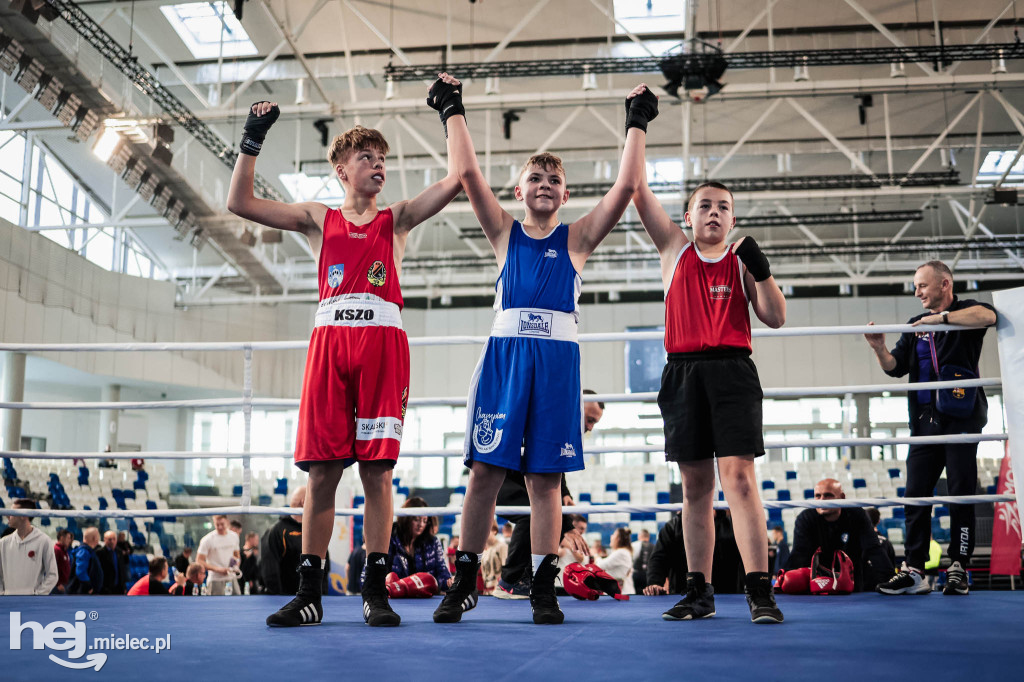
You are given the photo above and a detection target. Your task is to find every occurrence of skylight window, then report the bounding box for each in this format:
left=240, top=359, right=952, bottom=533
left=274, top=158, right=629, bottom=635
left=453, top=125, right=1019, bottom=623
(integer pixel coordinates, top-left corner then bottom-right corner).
left=976, top=150, right=1024, bottom=184
left=279, top=173, right=346, bottom=204
left=612, top=0, right=685, bottom=35
left=161, top=2, right=257, bottom=60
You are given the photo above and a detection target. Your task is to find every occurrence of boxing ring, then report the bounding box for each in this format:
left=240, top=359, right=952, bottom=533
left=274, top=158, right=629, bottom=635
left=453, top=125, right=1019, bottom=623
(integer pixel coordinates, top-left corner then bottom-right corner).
left=1, top=294, right=1022, bottom=681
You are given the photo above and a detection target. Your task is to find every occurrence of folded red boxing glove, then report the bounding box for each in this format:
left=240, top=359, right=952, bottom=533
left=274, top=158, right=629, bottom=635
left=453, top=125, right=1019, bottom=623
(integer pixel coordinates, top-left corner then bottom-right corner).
left=810, top=549, right=854, bottom=595
left=563, top=563, right=630, bottom=601
left=777, top=567, right=811, bottom=595
left=386, top=571, right=439, bottom=599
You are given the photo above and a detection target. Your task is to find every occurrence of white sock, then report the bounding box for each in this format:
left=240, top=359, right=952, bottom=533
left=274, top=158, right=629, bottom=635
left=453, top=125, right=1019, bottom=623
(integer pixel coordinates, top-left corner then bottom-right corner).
left=532, top=554, right=547, bottom=574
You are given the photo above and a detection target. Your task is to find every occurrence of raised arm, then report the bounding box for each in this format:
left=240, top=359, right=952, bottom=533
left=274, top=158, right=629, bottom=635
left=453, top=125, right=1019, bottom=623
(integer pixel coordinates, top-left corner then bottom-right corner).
left=226, top=102, right=326, bottom=251
left=428, top=74, right=515, bottom=258
left=391, top=110, right=462, bottom=234
left=734, top=236, right=786, bottom=328
left=570, top=84, right=658, bottom=260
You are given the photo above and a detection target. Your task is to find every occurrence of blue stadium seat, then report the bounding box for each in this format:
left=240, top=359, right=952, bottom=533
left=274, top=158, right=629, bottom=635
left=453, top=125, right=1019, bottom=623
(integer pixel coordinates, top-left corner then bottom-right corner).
left=804, top=489, right=814, bottom=499
left=644, top=473, right=656, bottom=482
left=776, top=490, right=791, bottom=501
left=785, top=471, right=797, bottom=480
left=762, top=480, right=775, bottom=490
left=853, top=478, right=867, bottom=489
left=888, top=468, right=901, bottom=479
left=897, top=487, right=906, bottom=497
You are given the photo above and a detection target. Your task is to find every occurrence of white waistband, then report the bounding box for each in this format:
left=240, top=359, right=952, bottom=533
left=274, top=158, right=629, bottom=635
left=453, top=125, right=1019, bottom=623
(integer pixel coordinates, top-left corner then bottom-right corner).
left=314, top=295, right=403, bottom=329
left=491, top=308, right=578, bottom=342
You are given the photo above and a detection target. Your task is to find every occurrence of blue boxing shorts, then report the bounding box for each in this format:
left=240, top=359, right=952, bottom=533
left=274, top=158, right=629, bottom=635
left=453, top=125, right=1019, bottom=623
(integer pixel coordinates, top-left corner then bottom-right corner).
left=464, top=308, right=585, bottom=474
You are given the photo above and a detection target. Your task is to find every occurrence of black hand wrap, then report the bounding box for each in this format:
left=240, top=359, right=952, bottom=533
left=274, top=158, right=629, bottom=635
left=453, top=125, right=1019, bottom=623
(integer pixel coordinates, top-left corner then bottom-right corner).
left=625, top=88, right=659, bottom=133
left=426, top=78, right=465, bottom=137
left=239, top=102, right=280, bottom=157
left=734, top=236, right=772, bottom=282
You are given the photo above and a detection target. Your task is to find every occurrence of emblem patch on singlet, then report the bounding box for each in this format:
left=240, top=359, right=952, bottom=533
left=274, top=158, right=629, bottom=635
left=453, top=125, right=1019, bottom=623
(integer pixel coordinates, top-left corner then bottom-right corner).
left=544, top=249, right=557, bottom=258
left=518, top=310, right=552, bottom=337
left=709, top=284, right=731, bottom=300
left=367, top=260, right=387, bottom=286
left=472, top=407, right=506, bottom=454
left=327, top=264, right=344, bottom=288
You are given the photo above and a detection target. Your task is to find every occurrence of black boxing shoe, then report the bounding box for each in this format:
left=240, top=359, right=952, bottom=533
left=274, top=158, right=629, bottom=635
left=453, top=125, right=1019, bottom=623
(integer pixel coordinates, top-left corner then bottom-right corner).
left=662, top=572, right=716, bottom=621
left=266, top=555, right=323, bottom=627
left=744, top=572, right=784, bottom=624
left=433, top=550, right=480, bottom=623
left=362, top=551, right=401, bottom=626
left=530, top=554, right=564, bottom=625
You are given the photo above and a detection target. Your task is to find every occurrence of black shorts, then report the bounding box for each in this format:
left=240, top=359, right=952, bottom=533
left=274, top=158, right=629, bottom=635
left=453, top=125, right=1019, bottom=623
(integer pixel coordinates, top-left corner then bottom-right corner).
left=658, top=350, right=765, bottom=462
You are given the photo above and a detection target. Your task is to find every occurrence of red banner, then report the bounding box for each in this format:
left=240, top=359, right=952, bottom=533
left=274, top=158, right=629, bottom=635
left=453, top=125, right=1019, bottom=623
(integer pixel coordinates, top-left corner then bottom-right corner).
left=990, top=444, right=1022, bottom=576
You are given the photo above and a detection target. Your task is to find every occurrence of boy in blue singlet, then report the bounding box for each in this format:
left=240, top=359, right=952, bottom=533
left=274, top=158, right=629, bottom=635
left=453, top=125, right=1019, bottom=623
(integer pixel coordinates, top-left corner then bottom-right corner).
left=426, top=73, right=658, bottom=624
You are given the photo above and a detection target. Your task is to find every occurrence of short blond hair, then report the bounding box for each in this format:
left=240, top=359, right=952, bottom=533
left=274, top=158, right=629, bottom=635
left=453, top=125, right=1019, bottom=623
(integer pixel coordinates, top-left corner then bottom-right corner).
left=519, top=152, right=566, bottom=182
left=328, top=126, right=390, bottom=167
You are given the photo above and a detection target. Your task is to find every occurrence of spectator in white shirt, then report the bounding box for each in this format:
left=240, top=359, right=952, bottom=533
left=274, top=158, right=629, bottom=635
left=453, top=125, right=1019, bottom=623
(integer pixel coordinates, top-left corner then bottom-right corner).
left=197, top=514, right=241, bottom=595
left=0, top=499, right=58, bottom=595
left=594, top=527, right=636, bottom=595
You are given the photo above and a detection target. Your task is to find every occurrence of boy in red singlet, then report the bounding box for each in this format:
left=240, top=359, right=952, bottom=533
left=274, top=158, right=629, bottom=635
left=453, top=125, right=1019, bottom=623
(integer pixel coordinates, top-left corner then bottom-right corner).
left=632, top=177, right=788, bottom=624
left=227, top=101, right=460, bottom=628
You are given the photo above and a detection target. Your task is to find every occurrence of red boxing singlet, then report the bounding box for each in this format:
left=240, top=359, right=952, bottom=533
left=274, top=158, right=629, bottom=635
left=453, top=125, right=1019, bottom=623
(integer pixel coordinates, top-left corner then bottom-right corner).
left=317, top=207, right=404, bottom=308
left=294, top=207, right=410, bottom=471
left=664, top=242, right=752, bottom=354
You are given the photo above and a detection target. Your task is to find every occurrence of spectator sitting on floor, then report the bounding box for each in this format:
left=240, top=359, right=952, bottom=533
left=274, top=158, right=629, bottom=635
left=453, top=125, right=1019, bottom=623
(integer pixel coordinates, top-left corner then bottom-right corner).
left=501, top=522, right=513, bottom=544
left=261, top=486, right=328, bottom=596
left=347, top=542, right=367, bottom=595
left=66, top=527, right=103, bottom=595
left=365, top=497, right=452, bottom=593
left=446, top=535, right=459, bottom=575
left=53, top=528, right=74, bottom=594
left=594, top=527, right=636, bottom=595
left=0, top=499, right=58, bottom=595
left=127, top=556, right=172, bottom=595
left=785, top=478, right=895, bottom=592
left=643, top=510, right=744, bottom=595
left=170, top=563, right=207, bottom=596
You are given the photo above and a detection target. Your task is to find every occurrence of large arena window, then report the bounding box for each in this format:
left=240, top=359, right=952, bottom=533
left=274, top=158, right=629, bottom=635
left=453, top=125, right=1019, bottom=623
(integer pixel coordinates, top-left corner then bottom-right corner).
left=161, top=2, right=258, bottom=60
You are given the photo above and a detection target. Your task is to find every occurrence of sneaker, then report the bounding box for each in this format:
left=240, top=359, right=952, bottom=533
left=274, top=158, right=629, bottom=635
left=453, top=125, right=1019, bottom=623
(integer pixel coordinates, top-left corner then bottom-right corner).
left=529, top=554, right=564, bottom=625
left=943, top=561, right=969, bottom=595
left=494, top=575, right=531, bottom=600
left=662, top=572, right=716, bottom=621
left=877, top=562, right=930, bottom=595
left=266, top=595, right=323, bottom=627
left=744, top=572, right=784, bottom=624
left=433, top=551, right=479, bottom=623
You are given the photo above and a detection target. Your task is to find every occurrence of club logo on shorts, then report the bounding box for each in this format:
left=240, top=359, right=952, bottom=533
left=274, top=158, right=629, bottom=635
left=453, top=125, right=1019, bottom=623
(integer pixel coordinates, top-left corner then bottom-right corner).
left=401, top=387, right=409, bottom=418
left=367, top=260, right=387, bottom=287
left=710, top=284, right=731, bottom=300
left=560, top=443, right=576, bottom=458
left=327, top=264, right=344, bottom=288
left=472, top=407, right=506, bottom=454
left=518, top=310, right=552, bottom=337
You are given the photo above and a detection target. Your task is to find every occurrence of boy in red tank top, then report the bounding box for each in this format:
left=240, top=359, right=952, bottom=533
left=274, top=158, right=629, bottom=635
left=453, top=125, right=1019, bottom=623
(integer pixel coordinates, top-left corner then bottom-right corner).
left=228, top=101, right=461, bottom=628
left=632, top=176, right=788, bottom=624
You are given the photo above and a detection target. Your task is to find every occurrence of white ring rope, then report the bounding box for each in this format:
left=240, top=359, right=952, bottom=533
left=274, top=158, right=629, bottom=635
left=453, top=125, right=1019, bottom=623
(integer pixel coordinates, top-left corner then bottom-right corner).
left=1, top=434, right=1007, bottom=462
left=0, top=496, right=1015, bottom=521
left=0, top=378, right=1002, bottom=411
left=0, top=322, right=987, bottom=354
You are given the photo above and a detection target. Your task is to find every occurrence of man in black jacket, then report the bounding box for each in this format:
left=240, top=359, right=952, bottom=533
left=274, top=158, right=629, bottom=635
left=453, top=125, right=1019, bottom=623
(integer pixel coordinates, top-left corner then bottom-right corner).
left=96, top=531, right=125, bottom=594
left=864, top=260, right=997, bottom=596
left=260, top=486, right=329, bottom=595
left=643, top=510, right=743, bottom=595
left=785, top=479, right=894, bottom=592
